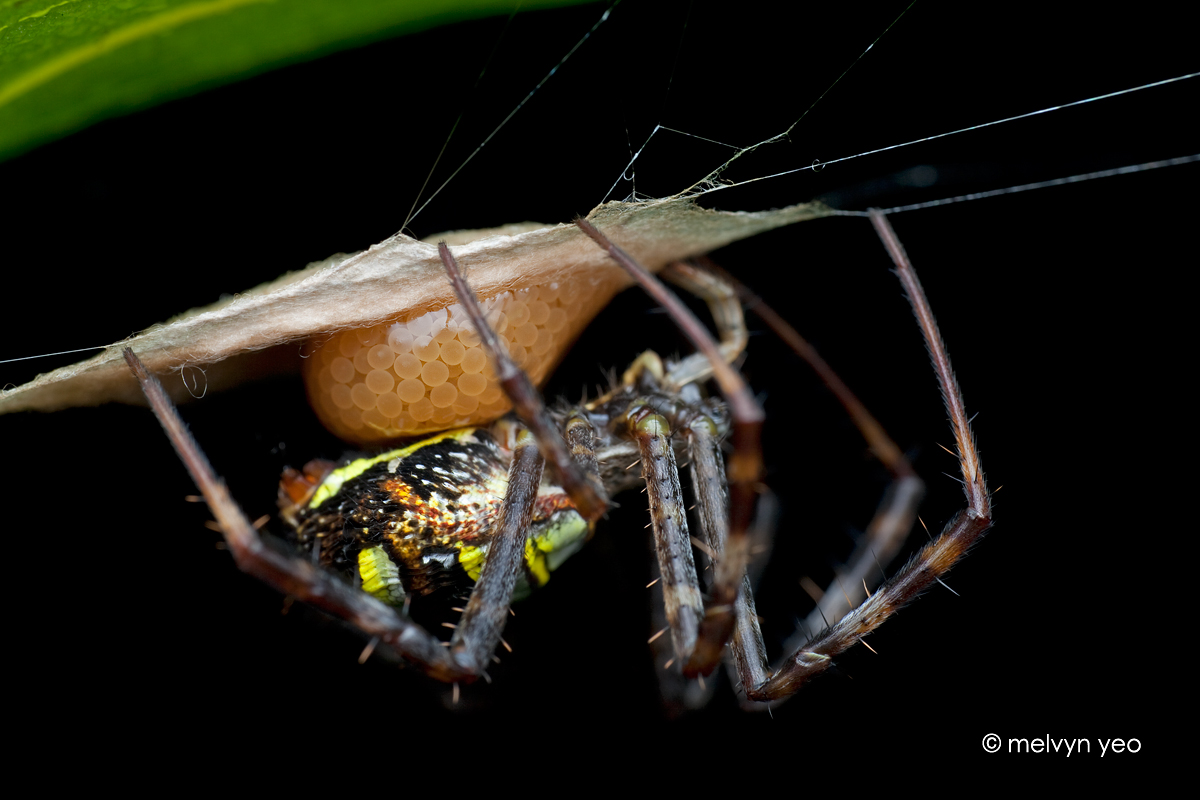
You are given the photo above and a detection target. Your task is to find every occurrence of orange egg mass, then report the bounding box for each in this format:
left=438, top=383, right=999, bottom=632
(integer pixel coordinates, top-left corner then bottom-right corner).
left=303, top=271, right=628, bottom=444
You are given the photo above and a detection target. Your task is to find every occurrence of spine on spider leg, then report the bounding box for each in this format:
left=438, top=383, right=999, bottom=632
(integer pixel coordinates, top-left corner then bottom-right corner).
left=745, top=211, right=994, bottom=702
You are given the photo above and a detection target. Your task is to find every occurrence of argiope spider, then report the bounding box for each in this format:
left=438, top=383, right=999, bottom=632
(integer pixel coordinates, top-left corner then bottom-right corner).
left=121, top=210, right=990, bottom=709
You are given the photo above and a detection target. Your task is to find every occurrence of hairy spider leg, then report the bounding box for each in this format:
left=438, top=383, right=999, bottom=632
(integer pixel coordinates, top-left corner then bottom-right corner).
left=743, top=211, right=993, bottom=700
left=124, top=348, right=575, bottom=685
left=573, top=215, right=991, bottom=704
left=683, top=257, right=927, bottom=695
left=123, top=348, right=470, bottom=683
left=574, top=218, right=765, bottom=678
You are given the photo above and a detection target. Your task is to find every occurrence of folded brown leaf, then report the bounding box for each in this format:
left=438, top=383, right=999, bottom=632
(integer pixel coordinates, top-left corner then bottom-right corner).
left=0, top=196, right=831, bottom=415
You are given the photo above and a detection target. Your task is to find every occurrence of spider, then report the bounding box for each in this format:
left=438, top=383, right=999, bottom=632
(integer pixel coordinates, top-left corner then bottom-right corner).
left=0, top=3, right=1186, bottom=735
left=120, top=211, right=990, bottom=709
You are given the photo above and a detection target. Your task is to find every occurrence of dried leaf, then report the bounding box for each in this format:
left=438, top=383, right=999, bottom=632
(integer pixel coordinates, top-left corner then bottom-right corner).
left=0, top=196, right=831, bottom=415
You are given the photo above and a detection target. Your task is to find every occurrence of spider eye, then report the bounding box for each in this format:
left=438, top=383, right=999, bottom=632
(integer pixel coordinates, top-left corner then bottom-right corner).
left=303, top=272, right=627, bottom=443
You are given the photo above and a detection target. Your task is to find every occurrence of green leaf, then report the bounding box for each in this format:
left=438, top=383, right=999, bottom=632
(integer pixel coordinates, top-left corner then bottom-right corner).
left=0, top=0, right=588, bottom=162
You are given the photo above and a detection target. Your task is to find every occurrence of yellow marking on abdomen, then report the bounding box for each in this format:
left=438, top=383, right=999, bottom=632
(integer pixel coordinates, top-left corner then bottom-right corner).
left=358, top=546, right=406, bottom=606
left=308, top=428, right=477, bottom=509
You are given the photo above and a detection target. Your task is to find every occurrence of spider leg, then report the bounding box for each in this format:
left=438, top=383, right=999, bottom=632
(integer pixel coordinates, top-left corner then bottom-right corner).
left=122, top=348, right=472, bottom=683
left=658, top=259, right=777, bottom=690
left=448, top=428, right=545, bottom=675
left=686, top=256, right=927, bottom=664
left=681, top=413, right=771, bottom=694
left=627, top=400, right=705, bottom=659
left=575, top=218, right=764, bottom=677
left=743, top=211, right=993, bottom=701
left=665, top=258, right=930, bottom=700
left=658, top=261, right=749, bottom=387
left=437, top=242, right=608, bottom=522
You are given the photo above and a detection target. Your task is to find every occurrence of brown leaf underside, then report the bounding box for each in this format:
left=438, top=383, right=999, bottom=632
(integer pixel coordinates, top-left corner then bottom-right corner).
left=1, top=197, right=830, bottom=414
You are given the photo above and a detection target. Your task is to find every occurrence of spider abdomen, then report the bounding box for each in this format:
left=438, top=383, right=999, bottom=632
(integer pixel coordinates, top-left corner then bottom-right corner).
left=281, top=427, right=589, bottom=604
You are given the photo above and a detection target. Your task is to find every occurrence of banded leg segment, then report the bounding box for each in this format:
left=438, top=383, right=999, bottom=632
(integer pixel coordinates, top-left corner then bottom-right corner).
left=628, top=402, right=705, bottom=660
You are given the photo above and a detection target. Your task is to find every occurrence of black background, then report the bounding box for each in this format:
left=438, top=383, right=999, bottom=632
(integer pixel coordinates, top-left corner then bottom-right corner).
left=2, top=1, right=1191, bottom=758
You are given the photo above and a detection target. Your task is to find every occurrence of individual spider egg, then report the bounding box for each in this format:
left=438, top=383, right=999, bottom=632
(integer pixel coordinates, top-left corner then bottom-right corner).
left=303, top=271, right=629, bottom=443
